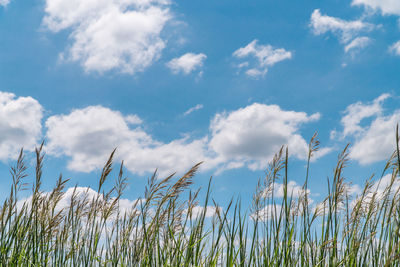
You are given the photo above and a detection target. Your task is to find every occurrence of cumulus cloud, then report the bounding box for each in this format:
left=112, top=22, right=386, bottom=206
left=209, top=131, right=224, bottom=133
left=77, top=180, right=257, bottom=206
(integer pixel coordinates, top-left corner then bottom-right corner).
left=233, top=40, right=292, bottom=78
left=183, top=104, right=203, bottom=116
left=45, top=105, right=208, bottom=176
left=352, top=0, right=400, bottom=16
left=0, top=0, right=10, bottom=7
left=340, top=93, right=389, bottom=138
left=344, top=36, right=372, bottom=53
left=0, top=92, right=43, bottom=161
left=44, top=102, right=323, bottom=176
left=335, top=94, right=399, bottom=165
left=208, top=103, right=321, bottom=171
left=43, top=0, right=172, bottom=74
left=350, top=111, right=400, bottom=164
left=167, top=53, right=207, bottom=75
left=389, top=41, right=400, bottom=56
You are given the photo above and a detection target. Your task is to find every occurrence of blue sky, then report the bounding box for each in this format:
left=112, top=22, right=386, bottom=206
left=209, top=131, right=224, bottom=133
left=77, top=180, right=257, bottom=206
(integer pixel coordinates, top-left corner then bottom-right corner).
left=1, top=0, right=400, bottom=210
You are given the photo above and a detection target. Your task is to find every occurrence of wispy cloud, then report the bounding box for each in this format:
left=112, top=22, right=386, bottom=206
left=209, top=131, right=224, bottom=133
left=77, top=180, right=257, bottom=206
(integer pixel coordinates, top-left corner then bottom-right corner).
left=389, top=41, right=400, bottom=56
left=310, top=9, right=374, bottom=54
left=183, top=104, right=203, bottom=116
left=233, top=40, right=292, bottom=78
left=344, top=36, right=372, bottom=54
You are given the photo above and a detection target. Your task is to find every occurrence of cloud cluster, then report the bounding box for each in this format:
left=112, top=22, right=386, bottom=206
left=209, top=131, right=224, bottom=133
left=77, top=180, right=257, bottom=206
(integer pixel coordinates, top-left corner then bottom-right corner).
left=43, top=0, right=172, bottom=74
left=310, top=9, right=374, bottom=54
left=167, top=53, right=207, bottom=75
left=233, top=40, right=292, bottom=78
left=45, top=105, right=209, bottom=176
left=0, top=91, right=324, bottom=176
left=334, top=94, right=399, bottom=165
left=45, top=102, right=321, bottom=175
left=350, top=1, right=400, bottom=56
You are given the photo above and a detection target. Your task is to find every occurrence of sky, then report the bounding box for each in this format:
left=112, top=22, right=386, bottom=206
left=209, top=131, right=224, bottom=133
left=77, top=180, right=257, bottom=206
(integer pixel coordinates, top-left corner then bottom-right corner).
left=1, top=0, right=400, bottom=211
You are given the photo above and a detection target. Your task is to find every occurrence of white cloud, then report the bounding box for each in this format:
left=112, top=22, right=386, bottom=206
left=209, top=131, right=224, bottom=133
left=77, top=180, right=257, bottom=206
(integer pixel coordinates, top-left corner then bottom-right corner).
left=183, top=104, right=203, bottom=116
left=125, top=114, right=143, bottom=125
left=271, top=181, right=310, bottom=199
left=389, top=41, right=400, bottom=56
left=45, top=105, right=208, bottom=176
left=233, top=40, right=292, bottom=78
left=310, top=9, right=374, bottom=55
left=252, top=204, right=282, bottom=221
left=0, top=92, right=43, bottom=161
left=344, top=36, right=372, bottom=53
left=185, top=205, right=221, bottom=218
left=208, top=103, right=321, bottom=171
left=167, top=53, right=207, bottom=75
left=0, top=0, right=10, bottom=7
left=341, top=93, right=389, bottom=138
left=350, top=111, right=400, bottom=164
left=335, top=94, right=400, bottom=165
left=43, top=0, right=172, bottom=74
left=44, top=102, right=324, bottom=176
left=350, top=174, right=400, bottom=211
left=352, top=0, right=400, bottom=16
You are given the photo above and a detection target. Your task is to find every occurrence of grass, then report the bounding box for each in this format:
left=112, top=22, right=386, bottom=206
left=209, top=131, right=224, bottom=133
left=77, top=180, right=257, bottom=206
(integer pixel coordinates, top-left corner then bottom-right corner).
left=1, top=128, right=400, bottom=266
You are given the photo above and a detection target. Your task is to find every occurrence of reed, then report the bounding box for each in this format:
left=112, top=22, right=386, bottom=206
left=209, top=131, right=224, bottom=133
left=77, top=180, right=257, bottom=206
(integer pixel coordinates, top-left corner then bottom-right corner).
left=1, top=129, right=400, bottom=266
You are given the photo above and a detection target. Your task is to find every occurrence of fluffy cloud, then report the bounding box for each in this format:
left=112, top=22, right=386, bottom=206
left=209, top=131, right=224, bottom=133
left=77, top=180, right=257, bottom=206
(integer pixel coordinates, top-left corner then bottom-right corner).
left=43, top=0, right=172, bottom=74
left=0, top=92, right=43, bottom=161
left=45, top=105, right=208, bottom=176
left=167, top=53, right=207, bottom=75
left=350, top=112, right=400, bottom=164
left=340, top=93, right=389, bottom=138
left=344, top=36, right=372, bottom=53
left=335, top=94, right=399, bottom=165
left=352, top=0, right=400, bottom=16
left=233, top=40, right=292, bottom=78
left=389, top=41, right=400, bottom=56
left=209, top=103, right=321, bottom=171
left=0, top=0, right=9, bottom=7
left=44, top=102, right=322, bottom=176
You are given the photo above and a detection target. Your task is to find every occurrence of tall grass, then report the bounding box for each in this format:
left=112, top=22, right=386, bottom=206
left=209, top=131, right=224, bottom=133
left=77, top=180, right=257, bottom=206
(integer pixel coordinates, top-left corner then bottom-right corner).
left=1, top=129, right=400, bottom=266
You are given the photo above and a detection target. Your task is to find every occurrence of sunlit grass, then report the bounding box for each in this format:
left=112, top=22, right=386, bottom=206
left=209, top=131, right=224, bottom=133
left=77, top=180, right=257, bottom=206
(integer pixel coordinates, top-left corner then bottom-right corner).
left=1, top=127, right=400, bottom=266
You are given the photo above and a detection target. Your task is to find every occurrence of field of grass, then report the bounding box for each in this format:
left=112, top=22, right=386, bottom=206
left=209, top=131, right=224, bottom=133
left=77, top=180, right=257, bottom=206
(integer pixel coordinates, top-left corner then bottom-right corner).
left=1, top=129, right=400, bottom=266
